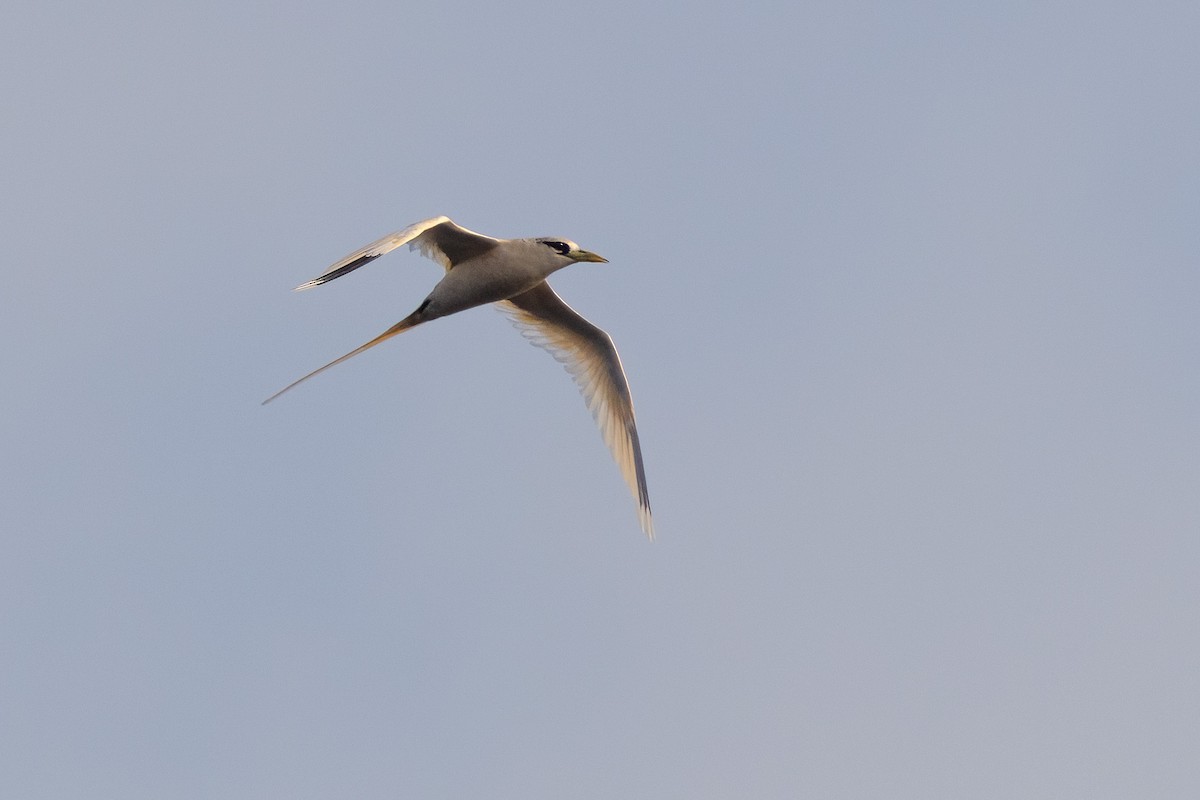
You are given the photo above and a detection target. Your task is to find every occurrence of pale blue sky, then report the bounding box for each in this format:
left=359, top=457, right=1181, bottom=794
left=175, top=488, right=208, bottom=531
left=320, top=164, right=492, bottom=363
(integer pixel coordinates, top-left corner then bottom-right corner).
left=2, top=1, right=1197, bottom=797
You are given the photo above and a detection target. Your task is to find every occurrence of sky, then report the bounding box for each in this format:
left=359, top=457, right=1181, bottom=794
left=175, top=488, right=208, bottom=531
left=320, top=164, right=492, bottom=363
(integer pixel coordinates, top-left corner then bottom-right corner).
left=2, top=1, right=1197, bottom=797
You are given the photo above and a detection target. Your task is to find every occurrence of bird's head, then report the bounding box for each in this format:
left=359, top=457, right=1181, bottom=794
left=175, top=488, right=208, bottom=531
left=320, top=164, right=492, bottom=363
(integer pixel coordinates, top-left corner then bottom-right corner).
left=536, top=238, right=608, bottom=264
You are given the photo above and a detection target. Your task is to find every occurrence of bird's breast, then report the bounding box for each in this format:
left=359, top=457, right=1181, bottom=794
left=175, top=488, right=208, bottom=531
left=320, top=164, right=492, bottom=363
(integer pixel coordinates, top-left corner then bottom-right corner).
left=423, top=258, right=549, bottom=319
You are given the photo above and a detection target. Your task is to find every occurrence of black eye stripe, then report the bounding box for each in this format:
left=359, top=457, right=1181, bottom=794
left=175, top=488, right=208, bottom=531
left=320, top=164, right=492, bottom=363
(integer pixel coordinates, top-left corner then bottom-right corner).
left=543, top=240, right=570, bottom=255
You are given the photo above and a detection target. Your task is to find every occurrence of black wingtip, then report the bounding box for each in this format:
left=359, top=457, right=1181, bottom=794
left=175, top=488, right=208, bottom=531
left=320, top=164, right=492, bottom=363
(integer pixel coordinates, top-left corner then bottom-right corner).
left=293, top=253, right=381, bottom=291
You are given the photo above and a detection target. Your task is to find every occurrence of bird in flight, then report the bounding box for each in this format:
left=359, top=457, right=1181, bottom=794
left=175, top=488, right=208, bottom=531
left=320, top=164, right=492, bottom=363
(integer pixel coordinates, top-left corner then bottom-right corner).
left=264, top=216, right=653, bottom=538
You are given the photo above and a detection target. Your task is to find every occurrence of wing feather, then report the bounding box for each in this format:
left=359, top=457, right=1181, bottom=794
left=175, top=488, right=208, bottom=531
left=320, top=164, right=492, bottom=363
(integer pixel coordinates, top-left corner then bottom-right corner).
left=498, top=283, right=654, bottom=538
left=293, top=216, right=499, bottom=290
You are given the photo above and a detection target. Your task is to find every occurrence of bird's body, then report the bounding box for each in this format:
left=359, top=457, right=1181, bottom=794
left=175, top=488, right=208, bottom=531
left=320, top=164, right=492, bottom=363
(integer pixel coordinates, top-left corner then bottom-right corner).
left=421, top=238, right=569, bottom=319
left=266, top=216, right=654, bottom=538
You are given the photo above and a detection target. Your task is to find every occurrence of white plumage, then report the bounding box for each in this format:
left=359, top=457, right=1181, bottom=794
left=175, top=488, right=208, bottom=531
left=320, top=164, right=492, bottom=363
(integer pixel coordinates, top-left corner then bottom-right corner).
left=266, top=217, right=654, bottom=539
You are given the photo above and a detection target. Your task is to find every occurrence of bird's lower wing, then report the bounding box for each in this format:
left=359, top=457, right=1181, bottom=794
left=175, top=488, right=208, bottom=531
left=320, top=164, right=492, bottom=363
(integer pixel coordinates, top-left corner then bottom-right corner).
left=497, top=283, right=654, bottom=538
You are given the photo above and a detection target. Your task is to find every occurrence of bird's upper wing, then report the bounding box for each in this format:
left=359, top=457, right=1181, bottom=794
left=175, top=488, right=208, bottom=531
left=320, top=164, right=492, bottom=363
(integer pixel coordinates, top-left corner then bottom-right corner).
left=497, top=282, right=654, bottom=538
left=293, top=216, right=500, bottom=290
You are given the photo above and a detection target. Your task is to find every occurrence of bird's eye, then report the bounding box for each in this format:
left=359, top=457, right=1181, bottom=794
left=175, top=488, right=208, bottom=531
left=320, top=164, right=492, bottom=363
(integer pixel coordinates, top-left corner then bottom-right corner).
left=542, top=240, right=571, bottom=255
